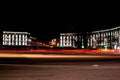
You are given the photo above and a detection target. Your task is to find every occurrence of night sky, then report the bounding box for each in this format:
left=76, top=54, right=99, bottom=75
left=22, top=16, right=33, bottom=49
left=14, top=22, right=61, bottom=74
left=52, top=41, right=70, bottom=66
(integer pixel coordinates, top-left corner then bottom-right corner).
left=1, top=7, right=120, bottom=42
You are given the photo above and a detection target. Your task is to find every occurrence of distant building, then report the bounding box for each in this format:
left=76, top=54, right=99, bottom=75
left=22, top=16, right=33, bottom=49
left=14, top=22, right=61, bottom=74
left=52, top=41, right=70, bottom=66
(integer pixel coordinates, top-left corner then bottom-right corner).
left=59, top=33, right=84, bottom=48
left=2, top=31, right=31, bottom=47
left=87, top=26, right=120, bottom=49
left=49, top=38, right=57, bottom=46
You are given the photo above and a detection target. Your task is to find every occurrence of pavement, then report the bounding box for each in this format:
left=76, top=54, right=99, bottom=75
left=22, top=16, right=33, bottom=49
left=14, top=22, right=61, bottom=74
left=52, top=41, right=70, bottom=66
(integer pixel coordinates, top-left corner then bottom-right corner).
left=0, top=58, right=120, bottom=80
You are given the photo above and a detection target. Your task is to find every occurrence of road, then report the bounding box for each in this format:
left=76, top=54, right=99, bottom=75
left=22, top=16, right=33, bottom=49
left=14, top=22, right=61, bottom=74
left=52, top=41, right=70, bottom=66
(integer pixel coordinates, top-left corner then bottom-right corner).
left=0, top=60, right=120, bottom=80
left=0, top=50, right=120, bottom=80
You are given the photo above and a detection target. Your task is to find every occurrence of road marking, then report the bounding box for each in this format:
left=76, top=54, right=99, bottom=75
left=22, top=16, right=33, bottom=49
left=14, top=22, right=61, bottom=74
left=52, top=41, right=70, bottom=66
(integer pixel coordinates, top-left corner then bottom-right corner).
left=92, top=64, right=99, bottom=67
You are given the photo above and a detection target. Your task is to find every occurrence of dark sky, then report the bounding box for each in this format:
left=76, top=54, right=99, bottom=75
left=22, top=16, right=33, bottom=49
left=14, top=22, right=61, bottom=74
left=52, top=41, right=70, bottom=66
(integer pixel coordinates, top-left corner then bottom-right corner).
left=1, top=6, right=120, bottom=42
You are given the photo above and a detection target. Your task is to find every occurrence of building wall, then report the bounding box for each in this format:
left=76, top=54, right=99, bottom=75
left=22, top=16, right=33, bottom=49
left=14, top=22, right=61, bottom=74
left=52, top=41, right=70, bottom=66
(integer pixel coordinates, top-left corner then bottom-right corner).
left=2, top=31, right=31, bottom=46
left=87, top=26, right=120, bottom=49
left=60, top=33, right=83, bottom=48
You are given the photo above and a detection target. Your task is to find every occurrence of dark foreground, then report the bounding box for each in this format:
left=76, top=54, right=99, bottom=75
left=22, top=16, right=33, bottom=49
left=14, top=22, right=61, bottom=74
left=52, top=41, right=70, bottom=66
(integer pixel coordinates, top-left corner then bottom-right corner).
left=0, top=58, right=120, bottom=80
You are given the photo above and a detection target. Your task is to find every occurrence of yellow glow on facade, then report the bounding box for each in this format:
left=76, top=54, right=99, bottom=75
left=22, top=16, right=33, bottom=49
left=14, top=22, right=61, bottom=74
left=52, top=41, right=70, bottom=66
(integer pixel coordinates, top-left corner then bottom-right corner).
left=57, top=43, right=60, bottom=47
left=50, top=46, right=53, bottom=48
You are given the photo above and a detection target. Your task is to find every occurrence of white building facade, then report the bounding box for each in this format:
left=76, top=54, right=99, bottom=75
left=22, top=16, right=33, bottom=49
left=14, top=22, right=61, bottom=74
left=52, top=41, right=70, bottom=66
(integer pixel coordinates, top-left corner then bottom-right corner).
left=2, top=31, right=31, bottom=46
left=87, top=26, right=120, bottom=49
left=60, top=33, right=83, bottom=48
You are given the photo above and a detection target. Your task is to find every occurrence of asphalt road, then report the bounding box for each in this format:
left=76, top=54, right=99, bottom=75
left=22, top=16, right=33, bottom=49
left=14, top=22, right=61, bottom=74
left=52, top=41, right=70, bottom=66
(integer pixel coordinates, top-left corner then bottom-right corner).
left=0, top=51, right=120, bottom=80
left=0, top=60, right=120, bottom=80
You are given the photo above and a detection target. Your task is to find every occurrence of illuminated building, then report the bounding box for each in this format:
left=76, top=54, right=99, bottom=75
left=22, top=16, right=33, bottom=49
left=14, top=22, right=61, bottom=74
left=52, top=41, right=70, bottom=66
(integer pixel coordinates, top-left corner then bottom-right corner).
left=49, top=39, right=57, bottom=46
left=87, top=26, right=120, bottom=49
left=60, top=33, right=83, bottom=48
left=2, top=31, right=31, bottom=47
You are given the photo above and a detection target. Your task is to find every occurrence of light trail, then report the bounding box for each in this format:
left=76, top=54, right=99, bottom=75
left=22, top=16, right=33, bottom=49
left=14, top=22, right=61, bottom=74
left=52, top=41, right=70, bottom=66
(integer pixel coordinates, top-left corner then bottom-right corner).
left=0, top=53, right=120, bottom=60
left=0, top=49, right=120, bottom=54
